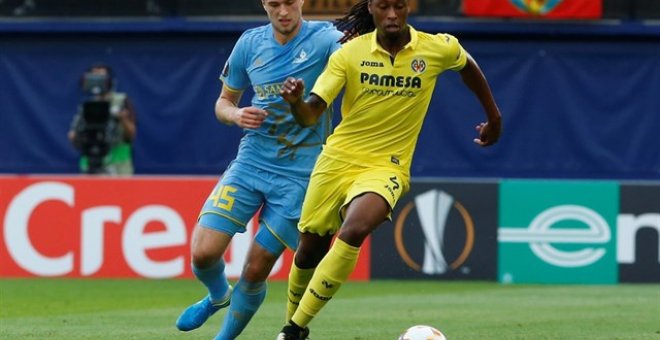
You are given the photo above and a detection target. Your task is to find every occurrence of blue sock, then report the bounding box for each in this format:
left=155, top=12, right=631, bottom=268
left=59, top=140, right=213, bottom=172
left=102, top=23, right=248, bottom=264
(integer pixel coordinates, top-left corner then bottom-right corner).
left=214, top=279, right=267, bottom=340
left=192, top=260, right=230, bottom=303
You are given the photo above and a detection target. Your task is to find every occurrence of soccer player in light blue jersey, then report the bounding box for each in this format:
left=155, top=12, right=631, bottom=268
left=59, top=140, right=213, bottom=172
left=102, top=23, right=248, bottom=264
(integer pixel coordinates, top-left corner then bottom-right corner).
left=174, top=1, right=342, bottom=339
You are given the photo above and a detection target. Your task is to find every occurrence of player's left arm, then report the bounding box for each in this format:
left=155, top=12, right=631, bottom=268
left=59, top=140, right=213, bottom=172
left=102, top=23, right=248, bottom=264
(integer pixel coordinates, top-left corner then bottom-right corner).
left=459, top=53, right=502, bottom=147
left=280, top=42, right=345, bottom=127
left=280, top=78, right=328, bottom=127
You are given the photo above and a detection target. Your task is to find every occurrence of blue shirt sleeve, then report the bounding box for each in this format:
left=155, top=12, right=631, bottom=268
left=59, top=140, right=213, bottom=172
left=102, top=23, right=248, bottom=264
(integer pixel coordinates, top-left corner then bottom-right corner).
left=325, top=24, right=344, bottom=55
left=219, top=32, right=251, bottom=91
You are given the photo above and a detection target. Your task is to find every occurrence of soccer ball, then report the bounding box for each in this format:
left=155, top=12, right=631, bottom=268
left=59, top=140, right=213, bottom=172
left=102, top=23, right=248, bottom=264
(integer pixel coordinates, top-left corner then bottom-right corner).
left=398, top=325, right=447, bottom=340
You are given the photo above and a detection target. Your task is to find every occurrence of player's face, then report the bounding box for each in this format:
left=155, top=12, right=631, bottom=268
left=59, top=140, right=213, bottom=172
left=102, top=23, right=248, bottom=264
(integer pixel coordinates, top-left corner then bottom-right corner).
left=368, top=0, right=409, bottom=37
left=263, top=0, right=304, bottom=38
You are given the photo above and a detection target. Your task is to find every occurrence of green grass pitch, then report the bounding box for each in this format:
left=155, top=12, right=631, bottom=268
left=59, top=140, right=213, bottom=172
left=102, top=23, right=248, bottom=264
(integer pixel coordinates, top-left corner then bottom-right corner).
left=1, top=279, right=658, bottom=339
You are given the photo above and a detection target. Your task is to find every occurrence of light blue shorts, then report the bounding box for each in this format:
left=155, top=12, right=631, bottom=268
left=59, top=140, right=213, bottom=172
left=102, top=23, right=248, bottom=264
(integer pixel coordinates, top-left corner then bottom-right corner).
left=198, top=161, right=307, bottom=255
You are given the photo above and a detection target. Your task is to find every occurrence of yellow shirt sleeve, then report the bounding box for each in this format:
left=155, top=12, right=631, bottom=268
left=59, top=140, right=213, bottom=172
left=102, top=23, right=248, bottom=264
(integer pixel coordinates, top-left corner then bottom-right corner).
left=438, top=33, right=468, bottom=71
left=310, top=48, right=347, bottom=106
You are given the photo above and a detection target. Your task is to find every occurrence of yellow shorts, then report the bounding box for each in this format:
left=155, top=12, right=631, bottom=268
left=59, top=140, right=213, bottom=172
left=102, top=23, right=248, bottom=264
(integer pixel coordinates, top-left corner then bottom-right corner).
left=298, top=153, right=409, bottom=236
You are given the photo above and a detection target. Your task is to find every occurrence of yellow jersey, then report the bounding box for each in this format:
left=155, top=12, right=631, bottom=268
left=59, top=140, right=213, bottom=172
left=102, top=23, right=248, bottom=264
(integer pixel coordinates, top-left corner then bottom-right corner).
left=311, top=25, right=467, bottom=176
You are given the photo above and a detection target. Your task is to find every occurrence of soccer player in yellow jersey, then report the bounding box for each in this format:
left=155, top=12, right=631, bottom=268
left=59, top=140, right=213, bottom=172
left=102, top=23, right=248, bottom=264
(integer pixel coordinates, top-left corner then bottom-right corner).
left=277, top=0, right=502, bottom=338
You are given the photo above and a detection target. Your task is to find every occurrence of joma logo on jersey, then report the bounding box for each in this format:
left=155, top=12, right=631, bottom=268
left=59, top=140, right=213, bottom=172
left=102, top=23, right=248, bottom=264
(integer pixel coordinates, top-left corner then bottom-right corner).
left=360, top=73, right=421, bottom=89
left=360, top=60, right=384, bottom=67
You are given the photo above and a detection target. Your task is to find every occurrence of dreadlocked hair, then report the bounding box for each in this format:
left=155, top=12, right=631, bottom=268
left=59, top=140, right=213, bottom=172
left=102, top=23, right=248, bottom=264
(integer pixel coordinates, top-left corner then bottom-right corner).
left=334, top=0, right=374, bottom=44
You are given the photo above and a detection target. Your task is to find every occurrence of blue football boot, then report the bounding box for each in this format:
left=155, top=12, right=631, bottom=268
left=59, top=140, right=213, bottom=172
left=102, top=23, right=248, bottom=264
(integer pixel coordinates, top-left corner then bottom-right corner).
left=176, top=286, right=232, bottom=331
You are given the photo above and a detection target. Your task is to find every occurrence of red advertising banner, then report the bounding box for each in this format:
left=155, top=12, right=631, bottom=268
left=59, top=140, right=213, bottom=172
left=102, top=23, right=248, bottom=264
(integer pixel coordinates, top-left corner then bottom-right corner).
left=0, top=176, right=370, bottom=280
left=463, top=0, right=602, bottom=19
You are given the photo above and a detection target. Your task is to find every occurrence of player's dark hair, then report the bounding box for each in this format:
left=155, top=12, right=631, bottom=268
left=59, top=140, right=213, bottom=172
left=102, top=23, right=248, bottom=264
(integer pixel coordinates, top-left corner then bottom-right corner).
left=334, top=0, right=374, bottom=44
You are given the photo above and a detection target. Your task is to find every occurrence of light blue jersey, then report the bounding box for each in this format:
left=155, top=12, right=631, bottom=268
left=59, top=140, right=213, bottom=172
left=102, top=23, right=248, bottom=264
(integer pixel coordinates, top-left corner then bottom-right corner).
left=220, top=20, right=343, bottom=179
left=183, top=20, right=343, bottom=340
left=199, top=21, right=342, bottom=252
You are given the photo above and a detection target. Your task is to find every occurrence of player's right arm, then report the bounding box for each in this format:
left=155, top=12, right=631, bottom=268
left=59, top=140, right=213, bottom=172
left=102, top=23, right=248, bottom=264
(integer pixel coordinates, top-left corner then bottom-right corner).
left=216, top=30, right=267, bottom=129
left=280, top=78, right=328, bottom=127
left=215, top=85, right=268, bottom=129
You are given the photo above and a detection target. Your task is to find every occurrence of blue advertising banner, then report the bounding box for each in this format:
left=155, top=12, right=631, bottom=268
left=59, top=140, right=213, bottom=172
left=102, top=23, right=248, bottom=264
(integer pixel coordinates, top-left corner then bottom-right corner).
left=1, top=29, right=659, bottom=179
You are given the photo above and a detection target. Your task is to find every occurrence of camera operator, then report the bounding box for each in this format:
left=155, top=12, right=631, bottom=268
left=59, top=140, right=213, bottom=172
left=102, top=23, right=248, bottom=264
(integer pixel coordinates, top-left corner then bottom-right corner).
left=68, top=64, right=136, bottom=175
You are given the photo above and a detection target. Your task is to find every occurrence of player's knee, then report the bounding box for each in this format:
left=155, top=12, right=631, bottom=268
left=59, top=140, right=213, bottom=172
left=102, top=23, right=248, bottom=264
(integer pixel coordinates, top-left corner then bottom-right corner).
left=294, top=232, right=333, bottom=268
left=294, top=246, right=325, bottom=268
left=190, top=247, right=222, bottom=269
left=337, top=223, right=371, bottom=247
left=241, top=252, right=277, bottom=282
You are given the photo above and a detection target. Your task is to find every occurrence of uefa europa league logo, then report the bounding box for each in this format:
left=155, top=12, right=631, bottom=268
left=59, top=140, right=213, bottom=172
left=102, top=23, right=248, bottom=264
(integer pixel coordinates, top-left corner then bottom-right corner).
left=395, top=190, right=474, bottom=275
left=416, top=190, right=452, bottom=274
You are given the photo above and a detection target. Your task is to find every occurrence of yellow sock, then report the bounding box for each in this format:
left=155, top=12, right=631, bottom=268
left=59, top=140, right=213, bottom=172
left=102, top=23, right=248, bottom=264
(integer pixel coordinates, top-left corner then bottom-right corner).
left=286, top=262, right=315, bottom=321
left=291, top=238, right=360, bottom=327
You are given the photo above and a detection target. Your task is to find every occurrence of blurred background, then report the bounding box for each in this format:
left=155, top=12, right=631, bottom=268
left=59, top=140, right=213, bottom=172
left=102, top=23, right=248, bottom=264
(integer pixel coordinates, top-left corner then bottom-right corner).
left=1, top=0, right=658, bottom=178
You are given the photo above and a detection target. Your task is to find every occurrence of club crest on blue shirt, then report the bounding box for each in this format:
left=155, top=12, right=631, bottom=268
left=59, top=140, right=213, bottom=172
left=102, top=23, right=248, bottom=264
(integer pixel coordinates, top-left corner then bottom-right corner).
left=411, top=58, right=426, bottom=73
left=293, top=50, right=309, bottom=64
